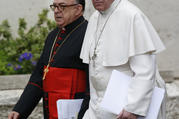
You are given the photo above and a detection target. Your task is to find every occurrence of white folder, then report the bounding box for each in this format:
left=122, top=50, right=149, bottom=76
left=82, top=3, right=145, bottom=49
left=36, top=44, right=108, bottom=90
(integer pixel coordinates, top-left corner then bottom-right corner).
left=57, top=99, right=83, bottom=119
left=100, top=70, right=165, bottom=119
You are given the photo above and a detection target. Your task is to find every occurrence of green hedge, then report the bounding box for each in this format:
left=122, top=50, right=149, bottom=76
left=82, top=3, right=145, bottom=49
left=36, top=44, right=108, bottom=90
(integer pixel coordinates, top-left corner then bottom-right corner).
left=0, top=9, right=56, bottom=75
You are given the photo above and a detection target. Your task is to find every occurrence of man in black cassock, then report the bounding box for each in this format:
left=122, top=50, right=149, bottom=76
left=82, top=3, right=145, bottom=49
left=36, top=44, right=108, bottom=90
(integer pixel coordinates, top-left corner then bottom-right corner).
left=8, top=0, right=89, bottom=119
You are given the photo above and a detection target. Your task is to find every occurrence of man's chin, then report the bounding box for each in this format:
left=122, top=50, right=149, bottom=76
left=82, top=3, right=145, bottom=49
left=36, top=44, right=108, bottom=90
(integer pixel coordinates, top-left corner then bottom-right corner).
left=56, top=22, right=64, bottom=28
left=95, top=6, right=105, bottom=11
left=57, top=24, right=63, bottom=28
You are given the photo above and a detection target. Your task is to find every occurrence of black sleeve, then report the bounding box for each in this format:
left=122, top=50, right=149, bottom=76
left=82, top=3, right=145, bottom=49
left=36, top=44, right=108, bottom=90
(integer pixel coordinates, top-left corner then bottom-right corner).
left=12, top=38, right=48, bottom=118
left=13, top=85, right=43, bottom=119
left=78, top=64, right=90, bottom=119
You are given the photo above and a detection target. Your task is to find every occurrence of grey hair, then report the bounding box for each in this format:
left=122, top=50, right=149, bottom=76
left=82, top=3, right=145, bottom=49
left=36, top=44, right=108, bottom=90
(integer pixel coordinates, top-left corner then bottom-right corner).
left=76, top=0, right=85, bottom=11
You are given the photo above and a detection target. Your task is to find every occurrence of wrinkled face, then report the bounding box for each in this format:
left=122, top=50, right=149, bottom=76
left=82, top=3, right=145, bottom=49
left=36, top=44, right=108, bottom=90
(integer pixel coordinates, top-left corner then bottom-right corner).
left=53, top=0, right=80, bottom=28
left=92, top=0, right=114, bottom=11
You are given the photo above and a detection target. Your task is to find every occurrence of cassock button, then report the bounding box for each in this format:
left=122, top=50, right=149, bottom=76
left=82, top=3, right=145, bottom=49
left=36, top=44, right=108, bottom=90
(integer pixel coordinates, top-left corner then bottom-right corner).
left=61, top=30, right=65, bottom=34
left=55, top=44, right=59, bottom=47
left=58, top=37, right=62, bottom=40
left=53, top=51, right=56, bottom=55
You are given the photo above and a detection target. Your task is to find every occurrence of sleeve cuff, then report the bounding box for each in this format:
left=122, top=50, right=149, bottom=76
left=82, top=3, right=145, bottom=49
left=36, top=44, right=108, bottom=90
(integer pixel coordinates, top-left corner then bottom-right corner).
left=124, top=79, right=154, bottom=116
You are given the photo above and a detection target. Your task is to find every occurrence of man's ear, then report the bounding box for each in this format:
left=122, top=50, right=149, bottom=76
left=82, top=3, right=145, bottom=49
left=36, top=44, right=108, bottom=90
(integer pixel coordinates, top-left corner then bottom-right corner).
left=75, top=4, right=83, bottom=16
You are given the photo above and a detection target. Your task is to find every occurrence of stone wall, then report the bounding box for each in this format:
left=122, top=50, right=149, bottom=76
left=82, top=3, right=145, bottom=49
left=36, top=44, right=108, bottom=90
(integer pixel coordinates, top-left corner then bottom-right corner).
left=0, top=105, right=43, bottom=119
left=0, top=75, right=179, bottom=119
left=0, top=0, right=51, bottom=37
left=166, top=81, right=179, bottom=119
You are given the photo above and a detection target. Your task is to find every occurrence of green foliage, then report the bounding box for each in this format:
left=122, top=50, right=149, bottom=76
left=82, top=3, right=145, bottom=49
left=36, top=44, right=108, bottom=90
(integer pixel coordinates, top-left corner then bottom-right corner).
left=0, top=9, right=56, bottom=75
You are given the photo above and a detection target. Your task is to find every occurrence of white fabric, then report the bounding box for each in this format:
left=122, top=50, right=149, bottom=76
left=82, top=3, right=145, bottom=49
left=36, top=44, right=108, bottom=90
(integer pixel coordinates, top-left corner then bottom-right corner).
left=124, top=55, right=155, bottom=116
left=80, top=0, right=166, bottom=119
left=80, top=0, right=165, bottom=66
left=83, top=43, right=165, bottom=119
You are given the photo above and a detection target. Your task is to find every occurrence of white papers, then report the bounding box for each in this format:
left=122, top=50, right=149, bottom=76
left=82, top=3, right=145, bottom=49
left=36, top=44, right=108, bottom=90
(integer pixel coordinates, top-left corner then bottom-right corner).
left=100, top=70, right=165, bottom=119
left=138, top=87, right=165, bottom=119
left=57, top=99, right=83, bottom=119
left=100, top=70, right=131, bottom=114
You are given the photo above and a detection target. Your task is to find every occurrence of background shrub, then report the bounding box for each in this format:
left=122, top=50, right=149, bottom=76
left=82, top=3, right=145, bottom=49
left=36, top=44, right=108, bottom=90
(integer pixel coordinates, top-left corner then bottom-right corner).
left=0, top=9, right=56, bottom=75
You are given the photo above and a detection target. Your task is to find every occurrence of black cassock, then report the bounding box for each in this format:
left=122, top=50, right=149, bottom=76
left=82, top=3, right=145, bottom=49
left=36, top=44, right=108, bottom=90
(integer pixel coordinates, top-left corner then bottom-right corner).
left=13, top=16, right=89, bottom=119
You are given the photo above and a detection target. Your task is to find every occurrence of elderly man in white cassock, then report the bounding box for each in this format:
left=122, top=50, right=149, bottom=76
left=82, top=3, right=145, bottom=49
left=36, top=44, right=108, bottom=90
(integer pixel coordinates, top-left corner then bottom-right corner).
left=80, top=0, right=166, bottom=119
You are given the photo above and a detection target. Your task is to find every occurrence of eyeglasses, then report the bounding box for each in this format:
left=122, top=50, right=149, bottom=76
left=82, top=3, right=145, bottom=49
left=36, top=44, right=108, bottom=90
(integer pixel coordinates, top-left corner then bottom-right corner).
left=50, top=3, right=78, bottom=11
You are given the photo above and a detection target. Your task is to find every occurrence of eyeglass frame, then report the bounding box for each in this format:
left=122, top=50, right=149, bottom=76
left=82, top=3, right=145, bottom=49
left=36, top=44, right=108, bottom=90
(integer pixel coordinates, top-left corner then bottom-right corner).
left=50, top=3, right=79, bottom=11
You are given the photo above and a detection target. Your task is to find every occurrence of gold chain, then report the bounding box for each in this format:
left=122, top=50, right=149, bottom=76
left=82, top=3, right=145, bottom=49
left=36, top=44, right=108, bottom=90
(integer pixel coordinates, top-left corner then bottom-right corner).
left=43, top=19, right=86, bottom=80
left=48, top=19, right=86, bottom=64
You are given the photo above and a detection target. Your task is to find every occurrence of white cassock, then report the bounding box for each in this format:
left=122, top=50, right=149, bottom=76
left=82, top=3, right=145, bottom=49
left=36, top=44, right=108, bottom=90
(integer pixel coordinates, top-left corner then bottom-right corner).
left=80, top=0, right=166, bottom=119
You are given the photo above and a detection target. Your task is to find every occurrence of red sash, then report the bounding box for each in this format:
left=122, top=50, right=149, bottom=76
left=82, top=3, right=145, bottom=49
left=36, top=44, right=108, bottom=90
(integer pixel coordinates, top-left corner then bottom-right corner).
left=43, top=66, right=86, bottom=119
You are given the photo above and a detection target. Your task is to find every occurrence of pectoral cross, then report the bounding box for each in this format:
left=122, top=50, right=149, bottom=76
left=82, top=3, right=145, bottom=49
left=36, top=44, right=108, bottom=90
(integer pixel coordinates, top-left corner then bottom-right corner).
left=92, top=53, right=97, bottom=67
left=43, top=64, right=49, bottom=80
left=92, top=53, right=96, bottom=60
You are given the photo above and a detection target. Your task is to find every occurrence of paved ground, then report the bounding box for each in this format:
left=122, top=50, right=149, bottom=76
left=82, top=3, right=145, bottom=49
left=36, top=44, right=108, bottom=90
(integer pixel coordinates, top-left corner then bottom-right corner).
left=0, top=81, right=179, bottom=119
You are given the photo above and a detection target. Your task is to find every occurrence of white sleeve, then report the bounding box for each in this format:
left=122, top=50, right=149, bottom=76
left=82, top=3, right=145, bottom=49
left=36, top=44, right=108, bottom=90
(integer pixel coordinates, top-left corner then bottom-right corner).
left=124, top=54, right=156, bottom=116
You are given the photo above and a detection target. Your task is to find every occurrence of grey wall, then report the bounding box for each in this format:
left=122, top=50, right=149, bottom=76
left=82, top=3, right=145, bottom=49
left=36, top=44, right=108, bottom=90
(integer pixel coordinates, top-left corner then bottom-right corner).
left=129, top=0, right=179, bottom=78
left=0, top=0, right=94, bottom=31
left=0, top=0, right=178, bottom=78
left=0, top=0, right=52, bottom=36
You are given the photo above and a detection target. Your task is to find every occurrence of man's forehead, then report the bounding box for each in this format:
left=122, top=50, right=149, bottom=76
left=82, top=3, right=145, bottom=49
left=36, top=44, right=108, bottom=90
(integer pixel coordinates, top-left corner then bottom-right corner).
left=53, top=0, right=75, bottom=4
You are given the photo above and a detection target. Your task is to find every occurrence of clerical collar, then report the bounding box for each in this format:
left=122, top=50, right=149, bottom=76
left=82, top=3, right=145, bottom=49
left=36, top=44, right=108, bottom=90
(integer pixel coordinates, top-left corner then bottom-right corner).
left=62, top=16, right=85, bottom=33
left=100, top=0, right=121, bottom=16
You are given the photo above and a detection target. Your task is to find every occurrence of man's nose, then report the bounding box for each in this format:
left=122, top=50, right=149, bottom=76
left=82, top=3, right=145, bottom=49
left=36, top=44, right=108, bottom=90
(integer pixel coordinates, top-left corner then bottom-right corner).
left=54, top=7, right=59, bottom=13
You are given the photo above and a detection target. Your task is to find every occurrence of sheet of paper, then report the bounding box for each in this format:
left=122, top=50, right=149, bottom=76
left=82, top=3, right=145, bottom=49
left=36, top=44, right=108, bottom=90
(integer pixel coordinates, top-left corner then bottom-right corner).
left=100, top=70, right=131, bottom=114
left=57, top=99, right=83, bottom=119
left=138, top=87, right=165, bottom=119
left=100, top=70, right=165, bottom=119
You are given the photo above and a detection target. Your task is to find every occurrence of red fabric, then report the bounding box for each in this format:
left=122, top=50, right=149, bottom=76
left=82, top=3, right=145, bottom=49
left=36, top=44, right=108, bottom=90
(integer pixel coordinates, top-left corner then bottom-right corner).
left=58, top=37, right=62, bottom=40
left=55, top=44, right=59, bottom=47
left=28, top=82, right=42, bottom=90
left=61, top=30, right=65, bottom=34
left=43, top=66, right=86, bottom=119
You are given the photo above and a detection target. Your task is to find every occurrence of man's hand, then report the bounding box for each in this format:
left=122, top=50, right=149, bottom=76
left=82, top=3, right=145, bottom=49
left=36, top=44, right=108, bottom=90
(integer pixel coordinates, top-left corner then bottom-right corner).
left=117, top=109, right=137, bottom=119
left=8, top=111, right=20, bottom=119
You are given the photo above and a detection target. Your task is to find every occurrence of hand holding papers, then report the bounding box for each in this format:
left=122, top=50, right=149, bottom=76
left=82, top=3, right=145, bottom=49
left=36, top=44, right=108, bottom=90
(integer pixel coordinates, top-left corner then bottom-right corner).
left=100, top=70, right=165, bottom=119
left=57, top=99, right=83, bottom=119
